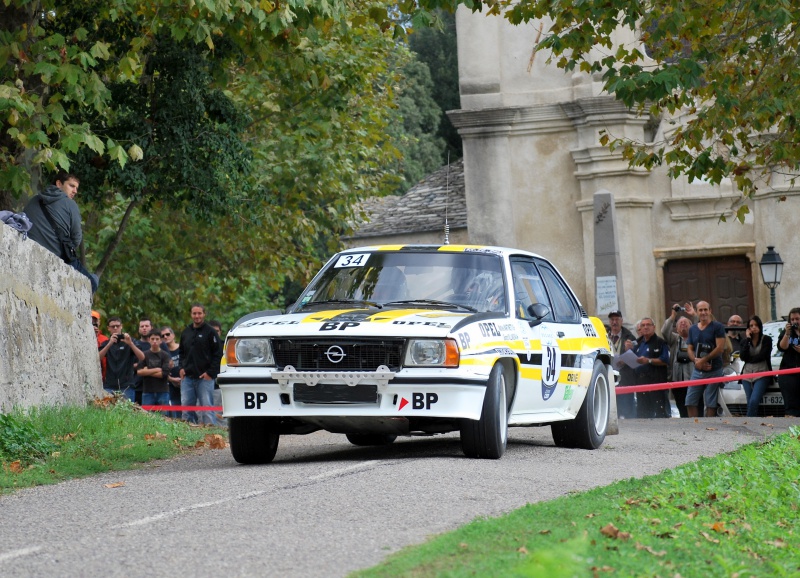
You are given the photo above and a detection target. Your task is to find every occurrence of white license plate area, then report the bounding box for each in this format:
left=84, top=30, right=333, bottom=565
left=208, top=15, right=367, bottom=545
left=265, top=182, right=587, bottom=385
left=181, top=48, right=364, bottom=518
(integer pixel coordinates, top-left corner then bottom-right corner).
left=761, top=393, right=783, bottom=406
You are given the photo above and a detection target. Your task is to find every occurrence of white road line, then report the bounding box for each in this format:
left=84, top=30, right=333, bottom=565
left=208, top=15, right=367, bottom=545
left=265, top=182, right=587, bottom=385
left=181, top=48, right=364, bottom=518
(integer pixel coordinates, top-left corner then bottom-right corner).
left=308, top=460, right=381, bottom=481
left=0, top=546, right=43, bottom=564
left=111, top=489, right=268, bottom=529
left=112, top=461, right=382, bottom=530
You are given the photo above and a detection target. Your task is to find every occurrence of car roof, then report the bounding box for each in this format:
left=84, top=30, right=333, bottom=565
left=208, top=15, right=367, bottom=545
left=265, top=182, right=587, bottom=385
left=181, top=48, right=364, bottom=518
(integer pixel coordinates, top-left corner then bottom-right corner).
left=339, top=244, right=545, bottom=260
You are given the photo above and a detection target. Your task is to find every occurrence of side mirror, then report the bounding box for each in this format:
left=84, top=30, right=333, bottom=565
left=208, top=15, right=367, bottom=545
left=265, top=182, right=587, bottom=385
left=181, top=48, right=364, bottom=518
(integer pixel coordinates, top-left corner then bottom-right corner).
left=527, top=303, right=550, bottom=327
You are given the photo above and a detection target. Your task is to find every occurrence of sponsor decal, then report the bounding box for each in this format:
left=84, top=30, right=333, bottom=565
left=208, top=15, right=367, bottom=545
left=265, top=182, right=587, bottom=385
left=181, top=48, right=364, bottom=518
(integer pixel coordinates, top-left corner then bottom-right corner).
left=495, top=347, right=515, bottom=356
left=566, top=372, right=578, bottom=383
left=563, top=385, right=574, bottom=401
left=320, top=321, right=361, bottom=331
left=391, top=320, right=451, bottom=328
left=458, top=331, right=471, bottom=350
left=244, top=392, right=268, bottom=409
left=582, top=322, right=598, bottom=337
left=478, top=322, right=501, bottom=337
left=397, top=392, right=439, bottom=410
left=241, top=320, right=300, bottom=327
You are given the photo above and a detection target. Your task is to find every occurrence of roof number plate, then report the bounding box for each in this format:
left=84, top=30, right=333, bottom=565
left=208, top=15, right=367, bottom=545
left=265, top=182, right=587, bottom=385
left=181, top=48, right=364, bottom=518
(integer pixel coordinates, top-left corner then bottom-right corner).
left=334, top=253, right=369, bottom=268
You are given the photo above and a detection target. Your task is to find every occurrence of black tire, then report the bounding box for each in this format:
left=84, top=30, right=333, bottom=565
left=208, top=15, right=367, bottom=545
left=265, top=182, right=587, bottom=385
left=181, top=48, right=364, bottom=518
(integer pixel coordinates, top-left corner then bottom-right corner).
left=228, top=417, right=280, bottom=464
left=345, top=433, right=398, bottom=446
left=460, top=363, right=509, bottom=459
left=552, top=359, right=609, bottom=449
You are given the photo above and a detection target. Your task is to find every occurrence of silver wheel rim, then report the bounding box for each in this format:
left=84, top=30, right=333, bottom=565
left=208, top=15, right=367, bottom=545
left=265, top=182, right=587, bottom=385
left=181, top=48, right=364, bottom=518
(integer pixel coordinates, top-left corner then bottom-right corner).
left=592, top=370, right=609, bottom=435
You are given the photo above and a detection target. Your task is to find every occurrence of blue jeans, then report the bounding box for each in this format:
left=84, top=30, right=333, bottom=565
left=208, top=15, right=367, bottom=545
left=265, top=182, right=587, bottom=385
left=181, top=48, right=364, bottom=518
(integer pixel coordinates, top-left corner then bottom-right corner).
left=104, top=386, right=135, bottom=402
left=68, top=258, right=99, bottom=293
left=181, top=377, right=218, bottom=425
left=142, top=391, right=171, bottom=415
left=742, top=377, right=772, bottom=417
left=685, top=368, right=724, bottom=409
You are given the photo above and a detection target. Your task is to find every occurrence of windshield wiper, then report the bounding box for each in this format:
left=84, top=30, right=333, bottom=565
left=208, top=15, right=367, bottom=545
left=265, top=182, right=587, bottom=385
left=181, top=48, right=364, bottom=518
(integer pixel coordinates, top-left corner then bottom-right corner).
left=300, top=299, right=382, bottom=310
left=383, top=299, right=477, bottom=312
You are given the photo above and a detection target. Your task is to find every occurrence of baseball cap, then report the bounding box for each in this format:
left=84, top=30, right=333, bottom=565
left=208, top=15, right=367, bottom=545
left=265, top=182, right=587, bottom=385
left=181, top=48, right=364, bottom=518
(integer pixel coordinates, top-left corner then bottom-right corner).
left=608, top=310, right=623, bottom=318
left=91, top=310, right=101, bottom=320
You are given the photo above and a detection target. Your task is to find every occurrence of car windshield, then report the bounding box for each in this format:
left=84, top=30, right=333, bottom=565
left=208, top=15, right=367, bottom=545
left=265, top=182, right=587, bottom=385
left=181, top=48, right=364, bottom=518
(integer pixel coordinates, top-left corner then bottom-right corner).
left=293, top=250, right=506, bottom=313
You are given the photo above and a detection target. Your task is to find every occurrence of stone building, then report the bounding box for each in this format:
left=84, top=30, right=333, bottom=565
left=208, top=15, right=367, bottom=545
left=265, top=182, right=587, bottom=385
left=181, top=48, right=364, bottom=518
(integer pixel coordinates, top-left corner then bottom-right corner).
left=350, top=9, right=799, bottom=323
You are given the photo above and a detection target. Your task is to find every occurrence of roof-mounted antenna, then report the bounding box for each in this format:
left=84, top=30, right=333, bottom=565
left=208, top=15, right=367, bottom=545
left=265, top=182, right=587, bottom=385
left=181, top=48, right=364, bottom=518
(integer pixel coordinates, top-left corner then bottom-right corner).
left=443, top=151, right=450, bottom=245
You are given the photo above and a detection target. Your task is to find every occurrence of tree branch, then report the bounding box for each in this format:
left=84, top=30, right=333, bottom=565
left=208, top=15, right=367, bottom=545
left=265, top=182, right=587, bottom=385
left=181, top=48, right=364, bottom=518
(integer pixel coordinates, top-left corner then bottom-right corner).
left=94, top=197, right=140, bottom=278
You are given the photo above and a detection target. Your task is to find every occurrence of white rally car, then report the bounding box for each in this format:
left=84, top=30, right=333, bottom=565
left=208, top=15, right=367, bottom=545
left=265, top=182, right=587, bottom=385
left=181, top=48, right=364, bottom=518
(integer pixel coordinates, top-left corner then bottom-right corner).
left=219, top=245, right=615, bottom=463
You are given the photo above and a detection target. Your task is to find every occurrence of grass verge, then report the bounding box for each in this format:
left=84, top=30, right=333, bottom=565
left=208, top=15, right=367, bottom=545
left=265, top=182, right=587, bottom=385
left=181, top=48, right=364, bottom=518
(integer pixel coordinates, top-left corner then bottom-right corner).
left=352, top=427, right=800, bottom=578
left=0, top=398, right=226, bottom=493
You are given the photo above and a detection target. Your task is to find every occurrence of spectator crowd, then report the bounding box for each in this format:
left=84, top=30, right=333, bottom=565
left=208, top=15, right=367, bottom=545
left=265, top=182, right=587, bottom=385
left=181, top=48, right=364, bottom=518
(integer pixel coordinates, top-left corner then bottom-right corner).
left=93, top=304, right=225, bottom=426
left=607, top=303, right=800, bottom=419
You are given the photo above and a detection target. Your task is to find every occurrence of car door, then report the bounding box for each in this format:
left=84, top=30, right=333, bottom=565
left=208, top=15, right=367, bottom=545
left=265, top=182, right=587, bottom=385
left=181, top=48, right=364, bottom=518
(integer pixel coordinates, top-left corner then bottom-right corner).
left=508, top=258, right=584, bottom=419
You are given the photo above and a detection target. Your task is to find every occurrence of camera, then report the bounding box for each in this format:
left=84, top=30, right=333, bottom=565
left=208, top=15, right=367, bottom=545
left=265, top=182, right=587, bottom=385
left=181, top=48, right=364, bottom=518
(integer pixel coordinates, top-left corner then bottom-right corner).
left=793, top=323, right=799, bottom=330
left=673, top=305, right=685, bottom=312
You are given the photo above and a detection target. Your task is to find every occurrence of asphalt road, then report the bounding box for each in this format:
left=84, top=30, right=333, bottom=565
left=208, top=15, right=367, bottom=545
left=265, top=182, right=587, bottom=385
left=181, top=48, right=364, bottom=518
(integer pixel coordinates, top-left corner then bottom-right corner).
left=1, top=417, right=796, bottom=577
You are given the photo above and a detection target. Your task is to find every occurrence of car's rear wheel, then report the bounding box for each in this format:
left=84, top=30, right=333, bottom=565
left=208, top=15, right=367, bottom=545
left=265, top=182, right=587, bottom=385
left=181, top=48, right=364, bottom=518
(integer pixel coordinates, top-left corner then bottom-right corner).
left=228, top=417, right=280, bottom=464
left=552, top=359, right=609, bottom=449
left=460, top=363, right=508, bottom=459
left=345, top=433, right=398, bottom=446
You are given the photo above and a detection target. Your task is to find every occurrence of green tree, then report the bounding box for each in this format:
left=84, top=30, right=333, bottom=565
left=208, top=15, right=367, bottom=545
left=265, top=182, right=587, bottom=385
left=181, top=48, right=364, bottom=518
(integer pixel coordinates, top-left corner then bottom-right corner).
left=392, top=55, right=447, bottom=190
left=87, top=2, right=408, bottom=328
left=408, top=8, right=462, bottom=162
left=432, top=0, right=800, bottom=213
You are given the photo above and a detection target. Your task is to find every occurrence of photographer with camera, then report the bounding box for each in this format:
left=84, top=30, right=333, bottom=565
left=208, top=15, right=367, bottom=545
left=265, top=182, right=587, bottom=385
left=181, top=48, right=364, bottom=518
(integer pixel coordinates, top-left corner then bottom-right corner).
left=777, top=307, right=800, bottom=416
left=685, top=301, right=727, bottom=418
left=98, top=317, right=145, bottom=401
left=662, top=303, right=699, bottom=417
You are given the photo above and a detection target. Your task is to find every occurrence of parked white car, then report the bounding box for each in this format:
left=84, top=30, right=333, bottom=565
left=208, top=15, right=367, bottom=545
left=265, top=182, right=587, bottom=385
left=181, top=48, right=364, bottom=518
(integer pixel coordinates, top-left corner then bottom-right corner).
left=218, top=245, right=616, bottom=463
left=720, top=321, right=784, bottom=416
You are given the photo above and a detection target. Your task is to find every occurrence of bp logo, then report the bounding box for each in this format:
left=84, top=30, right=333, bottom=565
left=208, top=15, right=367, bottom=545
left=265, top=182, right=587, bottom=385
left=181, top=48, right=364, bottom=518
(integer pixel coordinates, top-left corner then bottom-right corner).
left=541, top=344, right=561, bottom=400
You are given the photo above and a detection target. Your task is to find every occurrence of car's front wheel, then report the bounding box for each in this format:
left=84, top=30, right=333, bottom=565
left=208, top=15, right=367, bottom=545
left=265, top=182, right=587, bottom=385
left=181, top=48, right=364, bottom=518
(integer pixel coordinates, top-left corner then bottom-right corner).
left=460, top=363, right=508, bottom=459
left=551, top=359, right=609, bottom=449
left=228, top=417, right=280, bottom=464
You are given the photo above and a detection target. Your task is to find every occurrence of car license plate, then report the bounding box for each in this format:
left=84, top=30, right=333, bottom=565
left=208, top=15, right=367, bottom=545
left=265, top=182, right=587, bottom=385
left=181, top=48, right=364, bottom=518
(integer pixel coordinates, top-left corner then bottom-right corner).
left=761, top=394, right=784, bottom=406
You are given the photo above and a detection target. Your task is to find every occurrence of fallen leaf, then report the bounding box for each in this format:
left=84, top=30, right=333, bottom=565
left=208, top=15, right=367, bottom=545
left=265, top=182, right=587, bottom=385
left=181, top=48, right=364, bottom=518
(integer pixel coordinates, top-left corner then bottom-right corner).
left=104, top=482, right=125, bottom=488
left=635, top=542, right=666, bottom=556
left=626, top=498, right=640, bottom=505
left=600, top=524, right=630, bottom=540
left=585, top=513, right=597, bottom=518
left=205, top=433, right=227, bottom=449
left=700, top=532, right=720, bottom=544
left=705, top=427, right=717, bottom=431
left=518, top=546, right=528, bottom=554
left=459, top=543, right=468, bottom=549
left=766, top=539, right=786, bottom=548
left=649, top=518, right=662, bottom=525
left=539, top=529, right=551, bottom=535
left=9, top=461, right=23, bottom=473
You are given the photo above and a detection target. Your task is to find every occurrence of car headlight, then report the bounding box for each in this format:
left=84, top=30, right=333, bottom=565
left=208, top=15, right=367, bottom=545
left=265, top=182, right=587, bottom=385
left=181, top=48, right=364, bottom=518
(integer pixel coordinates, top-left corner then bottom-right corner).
left=405, top=339, right=459, bottom=367
left=225, top=338, right=275, bottom=366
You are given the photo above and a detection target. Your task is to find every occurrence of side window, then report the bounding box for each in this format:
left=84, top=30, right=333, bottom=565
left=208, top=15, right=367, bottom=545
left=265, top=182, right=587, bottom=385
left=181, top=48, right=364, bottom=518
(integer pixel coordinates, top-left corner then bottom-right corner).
left=511, top=259, right=553, bottom=321
left=537, top=262, right=581, bottom=323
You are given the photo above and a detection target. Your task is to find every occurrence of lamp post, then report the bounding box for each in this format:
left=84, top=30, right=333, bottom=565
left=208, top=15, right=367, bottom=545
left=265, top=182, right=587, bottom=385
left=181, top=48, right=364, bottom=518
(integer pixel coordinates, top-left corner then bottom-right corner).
left=759, top=246, right=784, bottom=321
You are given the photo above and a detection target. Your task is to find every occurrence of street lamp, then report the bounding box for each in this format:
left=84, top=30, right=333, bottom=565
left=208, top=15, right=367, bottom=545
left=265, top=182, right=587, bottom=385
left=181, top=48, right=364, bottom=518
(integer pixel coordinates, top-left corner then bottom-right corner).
left=759, top=246, right=784, bottom=321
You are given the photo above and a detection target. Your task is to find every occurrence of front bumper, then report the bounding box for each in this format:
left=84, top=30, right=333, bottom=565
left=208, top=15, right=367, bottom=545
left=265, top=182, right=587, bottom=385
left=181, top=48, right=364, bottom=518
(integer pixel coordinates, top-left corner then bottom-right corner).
left=218, top=366, right=487, bottom=420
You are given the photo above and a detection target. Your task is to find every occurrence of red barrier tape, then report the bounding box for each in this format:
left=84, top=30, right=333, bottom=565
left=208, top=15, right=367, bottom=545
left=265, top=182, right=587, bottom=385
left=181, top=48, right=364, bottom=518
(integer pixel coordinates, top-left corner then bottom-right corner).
left=615, top=366, right=800, bottom=394
left=141, top=405, right=222, bottom=411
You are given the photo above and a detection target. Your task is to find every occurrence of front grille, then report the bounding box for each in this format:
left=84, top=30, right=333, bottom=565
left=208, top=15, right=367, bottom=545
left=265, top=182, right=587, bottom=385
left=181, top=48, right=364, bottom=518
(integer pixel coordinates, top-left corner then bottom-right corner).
left=272, top=338, right=405, bottom=371
left=725, top=404, right=786, bottom=418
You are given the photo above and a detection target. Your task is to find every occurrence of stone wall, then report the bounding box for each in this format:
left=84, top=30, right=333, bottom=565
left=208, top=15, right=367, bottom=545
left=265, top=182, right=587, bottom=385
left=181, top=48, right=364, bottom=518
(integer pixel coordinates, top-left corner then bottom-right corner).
left=0, top=224, right=102, bottom=410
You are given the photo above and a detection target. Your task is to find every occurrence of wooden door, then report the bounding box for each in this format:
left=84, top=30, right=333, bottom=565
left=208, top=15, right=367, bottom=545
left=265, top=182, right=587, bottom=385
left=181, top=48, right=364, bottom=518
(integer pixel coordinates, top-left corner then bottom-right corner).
left=663, top=256, right=753, bottom=321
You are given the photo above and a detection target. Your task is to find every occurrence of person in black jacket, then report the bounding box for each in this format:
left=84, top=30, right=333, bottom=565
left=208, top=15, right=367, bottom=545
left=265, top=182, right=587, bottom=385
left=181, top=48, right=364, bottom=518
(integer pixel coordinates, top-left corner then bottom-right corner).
left=631, top=317, right=671, bottom=418
left=179, top=304, right=222, bottom=425
left=739, top=315, right=773, bottom=417
left=777, top=308, right=800, bottom=417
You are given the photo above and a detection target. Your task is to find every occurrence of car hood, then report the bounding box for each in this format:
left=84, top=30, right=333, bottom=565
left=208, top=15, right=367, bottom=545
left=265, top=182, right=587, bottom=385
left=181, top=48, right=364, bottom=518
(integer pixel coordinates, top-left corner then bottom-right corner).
left=230, top=308, right=480, bottom=339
